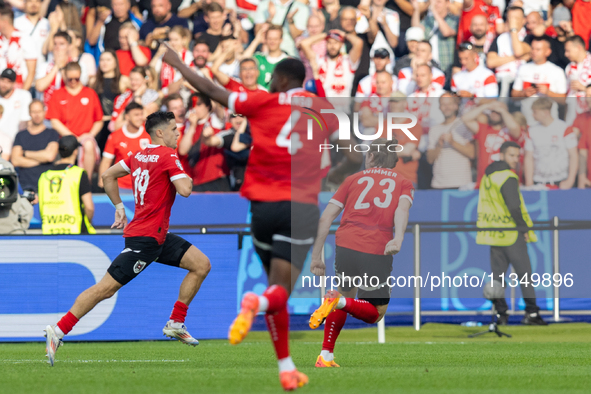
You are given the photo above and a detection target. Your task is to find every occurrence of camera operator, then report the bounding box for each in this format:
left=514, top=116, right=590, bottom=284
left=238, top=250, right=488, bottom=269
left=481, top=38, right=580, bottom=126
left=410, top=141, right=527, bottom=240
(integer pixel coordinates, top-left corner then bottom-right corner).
left=0, top=156, right=35, bottom=235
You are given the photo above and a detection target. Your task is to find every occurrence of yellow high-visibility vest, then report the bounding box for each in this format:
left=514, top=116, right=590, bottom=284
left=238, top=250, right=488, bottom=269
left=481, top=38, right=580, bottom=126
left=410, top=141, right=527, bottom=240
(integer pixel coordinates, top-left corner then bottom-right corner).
left=476, top=168, right=536, bottom=246
left=38, top=165, right=96, bottom=235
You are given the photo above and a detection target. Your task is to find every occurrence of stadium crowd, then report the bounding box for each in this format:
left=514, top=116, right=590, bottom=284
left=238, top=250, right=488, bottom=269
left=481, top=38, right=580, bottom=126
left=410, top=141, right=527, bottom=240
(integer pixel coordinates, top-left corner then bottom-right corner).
left=0, top=0, right=590, bottom=193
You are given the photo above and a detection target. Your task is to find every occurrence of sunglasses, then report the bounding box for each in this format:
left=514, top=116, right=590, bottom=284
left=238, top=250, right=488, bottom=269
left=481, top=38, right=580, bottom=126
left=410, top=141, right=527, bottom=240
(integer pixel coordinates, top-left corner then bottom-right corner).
left=66, top=77, right=80, bottom=83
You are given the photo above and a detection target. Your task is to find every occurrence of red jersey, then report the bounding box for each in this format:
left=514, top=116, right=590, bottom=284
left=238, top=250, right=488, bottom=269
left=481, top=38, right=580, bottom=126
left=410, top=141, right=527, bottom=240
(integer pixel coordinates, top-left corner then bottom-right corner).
left=223, top=78, right=267, bottom=93
left=116, top=47, right=152, bottom=76
left=120, top=145, right=189, bottom=244
left=103, top=124, right=151, bottom=189
left=331, top=167, right=414, bottom=255
left=474, top=123, right=529, bottom=185
left=186, top=121, right=228, bottom=186
left=45, top=86, right=104, bottom=136
left=109, top=90, right=134, bottom=131
left=228, top=88, right=339, bottom=204
left=457, top=0, right=501, bottom=45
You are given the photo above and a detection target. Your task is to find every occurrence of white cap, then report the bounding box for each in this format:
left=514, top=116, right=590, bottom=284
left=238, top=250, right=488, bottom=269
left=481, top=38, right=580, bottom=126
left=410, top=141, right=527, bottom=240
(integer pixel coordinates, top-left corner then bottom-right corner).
left=406, top=27, right=425, bottom=42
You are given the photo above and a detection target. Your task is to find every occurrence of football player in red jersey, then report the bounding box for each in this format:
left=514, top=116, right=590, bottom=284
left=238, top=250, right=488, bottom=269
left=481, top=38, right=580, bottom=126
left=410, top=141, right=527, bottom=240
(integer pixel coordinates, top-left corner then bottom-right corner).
left=44, top=112, right=212, bottom=366
left=308, top=139, right=413, bottom=367
left=162, top=43, right=360, bottom=390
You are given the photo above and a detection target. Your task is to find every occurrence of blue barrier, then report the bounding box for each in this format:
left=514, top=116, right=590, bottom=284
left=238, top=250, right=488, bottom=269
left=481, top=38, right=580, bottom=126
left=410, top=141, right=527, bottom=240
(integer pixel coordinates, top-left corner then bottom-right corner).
left=4, top=189, right=590, bottom=341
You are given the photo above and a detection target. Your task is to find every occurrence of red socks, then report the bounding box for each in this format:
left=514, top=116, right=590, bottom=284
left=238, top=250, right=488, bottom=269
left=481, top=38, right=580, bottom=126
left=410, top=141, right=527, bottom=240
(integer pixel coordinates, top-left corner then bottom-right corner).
left=170, top=301, right=189, bottom=323
left=263, top=285, right=290, bottom=360
left=342, top=298, right=379, bottom=324
left=322, top=309, right=347, bottom=352
left=57, top=311, right=79, bottom=335
left=263, top=285, right=288, bottom=313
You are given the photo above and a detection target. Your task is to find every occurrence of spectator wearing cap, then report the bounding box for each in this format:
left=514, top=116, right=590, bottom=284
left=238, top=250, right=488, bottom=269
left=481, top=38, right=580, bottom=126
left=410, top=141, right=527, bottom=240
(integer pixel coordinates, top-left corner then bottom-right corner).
left=87, top=0, right=143, bottom=54
left=452, top=42, right=498, bottom=98
left=0, top=7, right=37, bottom=91
left=300, top=29, right=363, bottom=99
left=389, top=0, right=428, bottom=57
left=10, top=100, right=59, bottom=193
left=0, top=68, right=33, bottom=156
left=38, top=135, right=95, bottom=235
left=523, top=97, right=578, bottom=189
left=356, top=48, right=396, bottom=97
left=46, top=62, right=104, bottom=183
left=139, top=0, right=189, bottom=53
left=116, top=22, right=151, bottom=76
left=178, top=93, right=230, bottom=192
left=98, top=101, right=150, bottom=191
left=411, top=0, right=458, bottom=75
left=397, top=41, right=445, bottom=95
left=487, top=6, right=531, bottom=96
left=569, top=0, right=591, bottom=51
left=356, top=0, right=400, bottom=73
left=393, top=27, right=441, bottom=76
left=253, top=0, right=310, bottom=57
left=524, top=11, right=569, bottom=69
left=451, top=14, right=490, bottom=76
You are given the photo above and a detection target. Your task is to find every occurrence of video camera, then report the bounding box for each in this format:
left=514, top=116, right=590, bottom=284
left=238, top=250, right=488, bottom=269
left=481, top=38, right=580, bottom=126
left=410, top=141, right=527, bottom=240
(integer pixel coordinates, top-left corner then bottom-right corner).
left=0, top=158, right=35, bottom=211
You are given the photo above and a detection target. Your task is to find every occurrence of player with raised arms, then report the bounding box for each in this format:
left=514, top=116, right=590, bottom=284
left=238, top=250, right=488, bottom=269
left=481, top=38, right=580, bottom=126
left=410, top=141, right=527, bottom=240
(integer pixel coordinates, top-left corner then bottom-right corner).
left=161, top=43, right=360, bottom=390
left=44, top=112, right=212, bottom=366
left=308, top=139, right=413, bottom=367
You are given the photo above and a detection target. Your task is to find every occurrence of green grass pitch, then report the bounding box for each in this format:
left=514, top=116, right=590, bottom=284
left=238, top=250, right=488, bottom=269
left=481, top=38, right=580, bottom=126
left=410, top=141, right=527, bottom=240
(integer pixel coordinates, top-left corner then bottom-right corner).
left=2, top=323, right=591, bottom=393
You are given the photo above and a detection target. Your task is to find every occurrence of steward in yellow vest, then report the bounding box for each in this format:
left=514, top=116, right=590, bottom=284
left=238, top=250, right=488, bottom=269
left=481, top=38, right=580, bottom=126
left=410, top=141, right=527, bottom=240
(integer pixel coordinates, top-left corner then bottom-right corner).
left=38, top=136, right=95, bottom=235
left=476, top=141, right=546, bottom=325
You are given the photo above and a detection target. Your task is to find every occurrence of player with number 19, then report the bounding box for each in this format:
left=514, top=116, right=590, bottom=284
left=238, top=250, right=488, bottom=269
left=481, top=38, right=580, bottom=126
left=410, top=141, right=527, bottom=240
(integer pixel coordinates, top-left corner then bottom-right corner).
left=308, top=139, right=413, bottom=367
left=44, top=112, right=212, bottom=366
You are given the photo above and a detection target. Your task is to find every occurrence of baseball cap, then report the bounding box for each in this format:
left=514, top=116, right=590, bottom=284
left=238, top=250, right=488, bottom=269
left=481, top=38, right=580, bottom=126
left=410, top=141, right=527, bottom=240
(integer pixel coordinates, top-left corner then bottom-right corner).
left=552, top=6, right=571, bottom=27
left=406, top=27, right=425, bottom=42
left=326, top=30, right=345, bottom=43
left=59, top=135, right=81, bottom=158
left=373, top=48, right=390, bottom=59
left=0, top=68, right=16, bottom=82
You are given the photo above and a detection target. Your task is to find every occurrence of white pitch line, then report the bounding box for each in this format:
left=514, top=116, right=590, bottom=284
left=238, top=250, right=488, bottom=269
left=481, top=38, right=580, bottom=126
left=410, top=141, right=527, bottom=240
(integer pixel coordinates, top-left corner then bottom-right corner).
left=1, top=359, right=190, bottom=364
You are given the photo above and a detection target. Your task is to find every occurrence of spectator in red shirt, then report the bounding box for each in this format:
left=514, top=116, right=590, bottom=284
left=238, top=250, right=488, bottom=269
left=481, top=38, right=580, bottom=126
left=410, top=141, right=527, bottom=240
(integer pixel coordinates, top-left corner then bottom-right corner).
left=569, top=0, right=591, bottom=50
left=116, top=22, right=151, bottom=76
left=98, top=102, right=151, bottom=191
left=178, top=93, right=230, bottom=192
left=462, top=101, right=525, bottom=186
left=46, top=62, right=104, bottom=182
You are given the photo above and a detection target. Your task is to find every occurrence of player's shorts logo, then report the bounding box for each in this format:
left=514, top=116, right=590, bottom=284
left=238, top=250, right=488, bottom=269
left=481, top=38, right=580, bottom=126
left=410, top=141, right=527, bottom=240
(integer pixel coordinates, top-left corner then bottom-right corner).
left=133, top=260, right=147, bottom=274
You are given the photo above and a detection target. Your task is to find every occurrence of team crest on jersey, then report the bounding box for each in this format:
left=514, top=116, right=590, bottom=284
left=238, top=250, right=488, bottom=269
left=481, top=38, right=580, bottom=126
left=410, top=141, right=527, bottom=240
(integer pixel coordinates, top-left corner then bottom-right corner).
left=133, top=260, right=147, bottom=274
left=176, top=159, right=184, bottom=171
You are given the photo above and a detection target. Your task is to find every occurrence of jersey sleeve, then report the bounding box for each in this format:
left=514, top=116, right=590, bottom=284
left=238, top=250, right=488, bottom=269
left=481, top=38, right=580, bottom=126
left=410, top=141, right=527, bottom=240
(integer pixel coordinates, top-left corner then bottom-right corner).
left=483, top=74, right=498, bottom=97
left=91, top=91, right=104, bottom=122
left=164, top=152, right=190, bottom=182
left=513, top=69, right=524, bottom=91
left=329, top=176, right=352, bottom=208
left=45, top=93, right=61, bottom=120
left=399, top=178, right=414, bottom=206
left=228, top=91, right=264, bottom=118
left=120, top=155, right=132, bottom=173
left=103, top=134, right=116, bottom=159
left=551, top=69, right=568, bottom=94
